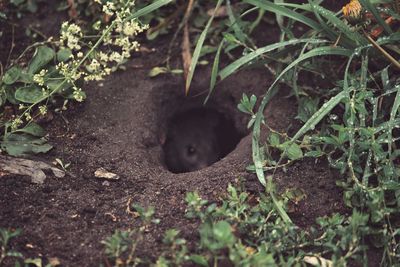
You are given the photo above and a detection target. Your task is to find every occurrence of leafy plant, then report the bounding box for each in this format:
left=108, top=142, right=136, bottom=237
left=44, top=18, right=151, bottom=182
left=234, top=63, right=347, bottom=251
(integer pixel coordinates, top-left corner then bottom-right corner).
left=102, top=204, right=160, bottom=266
left=1, top=228, right=56, bottom=266
left=179, top=0, right=400, bottom=265
left=8, top=0, right=43, bottom=16
left=0, top=0, right=173, bottom=156
left=0, top=228, right=23, bottom=265
left=104, top=184, right=382, bottom=266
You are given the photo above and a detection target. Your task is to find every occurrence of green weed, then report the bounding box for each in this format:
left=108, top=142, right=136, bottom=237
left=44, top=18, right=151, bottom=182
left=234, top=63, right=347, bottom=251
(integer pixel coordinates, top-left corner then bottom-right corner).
left=0, top=0, right=173, bottom=156
left=0, top=228, right=22, bottom=265
left=103, top=184, right=383, bottom=266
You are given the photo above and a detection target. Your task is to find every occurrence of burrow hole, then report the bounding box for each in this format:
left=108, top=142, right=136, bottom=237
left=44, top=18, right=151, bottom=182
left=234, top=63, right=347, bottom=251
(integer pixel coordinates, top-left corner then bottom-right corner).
left=162, top=107, right=243, bottom=173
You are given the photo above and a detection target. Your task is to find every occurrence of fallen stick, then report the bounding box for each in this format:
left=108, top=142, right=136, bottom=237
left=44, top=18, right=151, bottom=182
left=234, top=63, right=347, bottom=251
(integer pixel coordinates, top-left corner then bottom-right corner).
left=0, top=155, right=65, bottom=184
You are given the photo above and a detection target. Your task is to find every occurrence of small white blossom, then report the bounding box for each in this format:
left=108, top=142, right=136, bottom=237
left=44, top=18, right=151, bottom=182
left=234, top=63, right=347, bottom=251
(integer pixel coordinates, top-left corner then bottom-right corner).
left=109, top=52, right=123, bottom=63
left=73, top=88, right=85, bottom=102
left=98, top=51, right=109, bottom=62
left=60, top=22, right=83, bottom=51
left=11, top=117, right=23, bottom=130
left=24, top=113, right=32, bottom=121
left=87, top=59, right=101, bottom=73
left=33, top=69, right=47, bottom=86
left=39, top=105, right=48, bottom=115
left=103, top=2, right=116, bottom=16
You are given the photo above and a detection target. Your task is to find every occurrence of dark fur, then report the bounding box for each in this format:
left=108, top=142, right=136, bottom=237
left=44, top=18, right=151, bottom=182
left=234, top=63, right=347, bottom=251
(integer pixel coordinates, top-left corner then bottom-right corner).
left=164, top=110, right=221, bottom=173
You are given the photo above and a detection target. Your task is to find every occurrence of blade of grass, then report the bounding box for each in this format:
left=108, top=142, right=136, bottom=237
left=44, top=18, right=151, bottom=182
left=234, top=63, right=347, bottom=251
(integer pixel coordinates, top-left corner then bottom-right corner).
left=248, top=8, right=265, bottom=33
left=226, top=0, right=247, bottom=43
left=204, top=41, right=224, bottom=105
left=251, top=86, right=292, bottom=224
left=387, top=82, right=400, bottom=159
left=339, top=53, right=358, bottom=182
left=185, top=0, right=223, bottom=95
left=244, top=0, right=321, bottom=31
left=251, top=46, right=352, bottom=224
left=219, top=39, right=327, bottom=80
left=359, top=54, right=368, bottom=127
left=291, top=91, right=348, bottom=143
left=359, top=0, right=393, bottom=35
left=127, top=0, right=173, bottom=20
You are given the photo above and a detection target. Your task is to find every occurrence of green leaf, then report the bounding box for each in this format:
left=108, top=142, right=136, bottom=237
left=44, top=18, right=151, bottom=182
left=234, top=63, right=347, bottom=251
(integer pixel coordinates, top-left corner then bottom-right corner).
left=148, top=66, right=168, bottom=77
left=189, top=255, right=209, bottom=267
left=213, top=221, right=234, bottom=243
left=305, top=150, right=323, bottom=157
left=15, top=122, right=46, bottom=137
left=296, top=97, right=319, bottom=123
left=56, top=48, right=72, bottom=62
left=10, top=0, right=25, bottom=6
left=268, top=132, right=280, bottom=146
left=204, top=41, right=224, bottom=104
left=46, top=79, right=71, bottom=93
left=15, top=85, right=44, bottom=103
left=226, top=0, right=247, bottom=43
left=26, top=0, right=38, bottom=13
left=223, top=33, right=238, bottom=44
left=2, top=66, right=22, bottom=85
left=382, top=181, right=400, bottom=190
left=6, top=251, right=23, bottom=258
left=284, top=142, right=303, bottom=160
left=200, top=221, right=235, bottom=251
left=170, top=69, right=183, bottom=74
left=28, top=46, right=55, bottom=74
left=1, top=134, right=52, bottom=156
left=18, top=71, right=34, bottom=83
left=0, top=86, right=6, bottom=106
left=250, top=94, right=257, bottom=108
left=126, top=0, right=174, bottom=20
left=4, top=86, right=18, bottom=104
left=238, top=93, right=253, bottom=114
left=291, top=91, right=347, bottom=143
left=24, top=258, right=42, bottom=267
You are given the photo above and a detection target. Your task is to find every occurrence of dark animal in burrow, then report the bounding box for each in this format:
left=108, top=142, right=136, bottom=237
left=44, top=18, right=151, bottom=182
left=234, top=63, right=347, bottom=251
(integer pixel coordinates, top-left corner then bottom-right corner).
left=163, top=109, right=221, bottom=173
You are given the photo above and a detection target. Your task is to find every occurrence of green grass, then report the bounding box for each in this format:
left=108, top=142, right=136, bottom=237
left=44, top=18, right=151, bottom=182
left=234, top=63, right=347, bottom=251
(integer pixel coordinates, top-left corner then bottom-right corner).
left=100, top=185, right=376, bottom=266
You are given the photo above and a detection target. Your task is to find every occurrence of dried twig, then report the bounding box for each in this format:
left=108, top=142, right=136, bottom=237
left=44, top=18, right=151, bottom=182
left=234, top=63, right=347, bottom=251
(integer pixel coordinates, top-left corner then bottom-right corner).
left=166, top=0, right=195, bottom=70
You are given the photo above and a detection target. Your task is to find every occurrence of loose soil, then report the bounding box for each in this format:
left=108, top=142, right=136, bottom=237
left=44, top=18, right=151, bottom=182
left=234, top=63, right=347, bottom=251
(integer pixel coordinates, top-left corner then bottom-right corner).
left=0, top=2, right=360, bottom=266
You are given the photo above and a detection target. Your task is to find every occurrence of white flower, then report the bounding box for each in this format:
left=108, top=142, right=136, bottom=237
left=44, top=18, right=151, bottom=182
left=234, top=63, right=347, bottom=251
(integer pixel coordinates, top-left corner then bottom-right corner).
left=11, top=117, right=23, bottom=130
left=109, top=52, right=123, bottom=63
left=33, top=69, right=47, bottom=86
left=103, top=2, right=116, bottom=16
left=87, top=59, right=101, bottom=72
left=73, top=87, right=85, bottom=102
left=60, top=23, right=83, bottom=51
left=39, top=105, right=48, bottom=115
